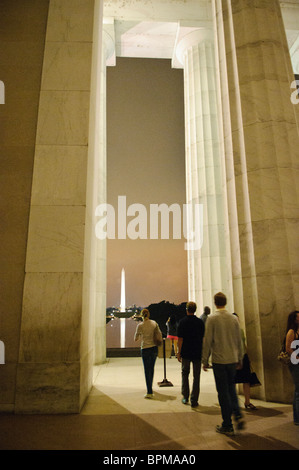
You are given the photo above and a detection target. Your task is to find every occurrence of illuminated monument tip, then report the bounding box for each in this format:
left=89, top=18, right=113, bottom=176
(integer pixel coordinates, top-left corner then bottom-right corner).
left=120, top=268, right=126, bottom=312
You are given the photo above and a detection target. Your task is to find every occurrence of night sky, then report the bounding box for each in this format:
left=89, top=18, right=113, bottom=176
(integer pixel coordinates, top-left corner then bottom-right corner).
left=106, top=58, right=188, bottom=308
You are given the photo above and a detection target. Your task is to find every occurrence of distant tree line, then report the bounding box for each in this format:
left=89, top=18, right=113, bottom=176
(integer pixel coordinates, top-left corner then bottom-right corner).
left=106, top=300, right=187, bottom=333
left=146, top=300, right=187, bottom=337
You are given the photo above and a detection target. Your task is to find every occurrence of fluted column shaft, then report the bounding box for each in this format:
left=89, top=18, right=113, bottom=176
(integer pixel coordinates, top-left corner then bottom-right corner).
left=176, top=28, right=229, bottom=313
left=213, top=0, right=299, bottom=402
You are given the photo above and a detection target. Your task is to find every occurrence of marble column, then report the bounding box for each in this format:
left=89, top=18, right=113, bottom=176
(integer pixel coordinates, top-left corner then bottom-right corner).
left=93, top=20, right=115, bottom=364
left=15, top=0, right=98, bottom=413
left=213, top=0, right=299, bottom=402
left=0, top=0, right=50, bottom=413
left=174, top=25, right=230, bottom=314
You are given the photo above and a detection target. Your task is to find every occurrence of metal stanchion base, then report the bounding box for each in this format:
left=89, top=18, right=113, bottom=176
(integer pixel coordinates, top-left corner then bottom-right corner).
left=158, top=337, right=173, bottom=387
left=158, top=379, right=173, bottom=387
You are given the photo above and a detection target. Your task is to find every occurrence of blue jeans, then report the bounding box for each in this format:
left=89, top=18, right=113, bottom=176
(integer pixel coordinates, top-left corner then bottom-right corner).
left=213, top=363, right=242, bottom=428
left=141, top=346, right=158, bottom=394
left=181, top=358, right=201, bottom=405
left=289, top=364, right=299, bottom=424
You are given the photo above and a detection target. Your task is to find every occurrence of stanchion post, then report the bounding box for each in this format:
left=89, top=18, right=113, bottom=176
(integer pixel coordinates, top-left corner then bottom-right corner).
left=158, top=338, right=173, bottom=387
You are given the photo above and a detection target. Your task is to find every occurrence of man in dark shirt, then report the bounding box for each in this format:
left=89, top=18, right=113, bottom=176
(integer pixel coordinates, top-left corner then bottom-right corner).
left=177, top=301, right=205, bottom=407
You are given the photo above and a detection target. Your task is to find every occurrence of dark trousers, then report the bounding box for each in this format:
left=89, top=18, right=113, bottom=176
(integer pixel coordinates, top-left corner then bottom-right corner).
left=141, top=346, right=158, bottom=394
left=181, top=358, right=201, bottom=404
left=213, top=363, right=241, bottom=428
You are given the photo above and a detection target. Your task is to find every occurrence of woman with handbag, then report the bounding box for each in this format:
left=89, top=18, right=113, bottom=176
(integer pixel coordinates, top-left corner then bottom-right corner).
left=285, top=310, right=299, bottom=425
left=134, top=309, right=162, bottom=398
left=233, top=313, right=261, bottom=410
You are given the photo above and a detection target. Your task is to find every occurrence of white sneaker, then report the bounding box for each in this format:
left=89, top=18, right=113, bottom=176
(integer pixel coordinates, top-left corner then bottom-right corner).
left=144, top=393, right=154, bottom=399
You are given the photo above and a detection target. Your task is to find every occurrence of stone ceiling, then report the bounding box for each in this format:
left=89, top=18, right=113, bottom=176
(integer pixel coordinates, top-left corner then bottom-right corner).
left=103, top=0, right=299, bottom=73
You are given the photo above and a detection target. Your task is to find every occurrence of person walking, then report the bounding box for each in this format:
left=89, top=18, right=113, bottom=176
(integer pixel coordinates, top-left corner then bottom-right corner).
left=200, top=306, right=211, bottom=325
left=166, top=313, right=179, bottom=357
left=202, top=292, right=245, bottom=435
left=134, top=309, right=162, bottom=399
left=200, top=306, right=212, bottom=367
left=177, top=301, right=205, bottom=408
left=285, top=310, right=299, bottom=425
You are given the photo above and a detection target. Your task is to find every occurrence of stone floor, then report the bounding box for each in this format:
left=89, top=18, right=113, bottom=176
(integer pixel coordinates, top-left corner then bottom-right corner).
left=0, top=357, right=298, bottom=453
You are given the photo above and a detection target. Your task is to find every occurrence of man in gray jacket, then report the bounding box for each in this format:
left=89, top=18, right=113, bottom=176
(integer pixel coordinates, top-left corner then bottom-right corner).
left=202, top=292, right=244, bottom=436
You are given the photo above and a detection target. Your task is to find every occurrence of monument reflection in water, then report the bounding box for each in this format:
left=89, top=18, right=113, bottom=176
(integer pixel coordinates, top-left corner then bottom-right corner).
left=106, top=268, right=142, bottom=351
left=120, top=268, right=126, bottom=347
